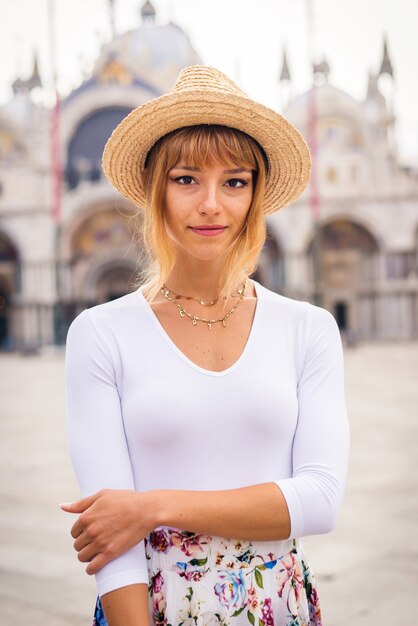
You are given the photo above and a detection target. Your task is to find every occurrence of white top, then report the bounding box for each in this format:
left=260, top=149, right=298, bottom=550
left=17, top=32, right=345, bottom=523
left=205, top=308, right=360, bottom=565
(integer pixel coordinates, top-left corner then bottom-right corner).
left=65, top=279, right=349, bottom=597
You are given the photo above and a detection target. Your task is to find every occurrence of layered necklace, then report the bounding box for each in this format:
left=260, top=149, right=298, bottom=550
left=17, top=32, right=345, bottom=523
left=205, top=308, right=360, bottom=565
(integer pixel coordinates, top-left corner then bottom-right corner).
left=160, top=278, right=248, bottom=330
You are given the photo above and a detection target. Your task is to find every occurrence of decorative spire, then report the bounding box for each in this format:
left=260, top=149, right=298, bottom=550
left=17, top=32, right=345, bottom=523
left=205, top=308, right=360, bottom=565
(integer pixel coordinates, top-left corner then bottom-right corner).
left=141, top=1, right=156, bottom=24
left=108, top=0, right=116, bottom=39
left=378, top=34, right=394, bottom=78
left=279, top=47, right=291, bottom=82
left=12, top=51, right=42, bottom=95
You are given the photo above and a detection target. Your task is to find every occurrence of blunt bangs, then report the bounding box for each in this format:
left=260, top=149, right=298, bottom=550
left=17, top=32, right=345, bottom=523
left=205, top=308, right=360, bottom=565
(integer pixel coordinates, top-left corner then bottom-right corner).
left=146, top=124, right=268, bottom=174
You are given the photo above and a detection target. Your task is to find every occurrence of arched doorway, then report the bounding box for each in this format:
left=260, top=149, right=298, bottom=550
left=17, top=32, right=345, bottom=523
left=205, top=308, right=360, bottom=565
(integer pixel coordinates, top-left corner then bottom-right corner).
left=307, top=219, right=380, bottom=340
left=65, top=107, right=132, bottom=189
left=96, top=265, right=137, bottom=303
left=251, top=230, right=284, bottom=292
left=68, top=205, right=141, bottom=311
left=0, top=280, right=11, bottom=349
left=0, top=232, right=20, bottom=350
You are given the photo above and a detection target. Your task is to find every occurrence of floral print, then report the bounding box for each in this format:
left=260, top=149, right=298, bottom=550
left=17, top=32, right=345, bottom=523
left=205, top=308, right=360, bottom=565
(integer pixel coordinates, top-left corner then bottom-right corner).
left=214, top=569, right=247, bottom=612
left=92, top=595, right=106, bottom=626
left=277, top=550, right=306, bottom=618
left=92, top=527, right=322, bottom=625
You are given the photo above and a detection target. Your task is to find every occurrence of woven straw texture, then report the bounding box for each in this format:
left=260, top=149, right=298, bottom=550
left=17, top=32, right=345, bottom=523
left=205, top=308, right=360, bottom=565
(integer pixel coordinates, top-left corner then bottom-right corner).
left=102, top=65, right=311, bottom=215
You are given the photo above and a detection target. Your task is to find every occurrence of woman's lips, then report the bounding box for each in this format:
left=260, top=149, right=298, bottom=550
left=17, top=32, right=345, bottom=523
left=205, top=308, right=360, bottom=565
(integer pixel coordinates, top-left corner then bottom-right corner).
left=190, top=226, right=227, bottom=237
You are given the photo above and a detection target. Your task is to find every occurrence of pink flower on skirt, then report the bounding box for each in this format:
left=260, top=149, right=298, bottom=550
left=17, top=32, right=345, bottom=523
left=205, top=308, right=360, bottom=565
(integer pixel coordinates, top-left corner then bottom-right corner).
left=261, top=597, right=275, bottom=626
left=276, top=551, right=304, bottom=617
left=308, top=586, right=323, bottom=624
left=149, top=528, right=172, bottom=553
left=153, top=592, right=168, bottom=626
left=151, top=570, right=164, bottom=594
left=171, top=530, right=212, bottom=557
left=247, top=585, right=259, bottom=610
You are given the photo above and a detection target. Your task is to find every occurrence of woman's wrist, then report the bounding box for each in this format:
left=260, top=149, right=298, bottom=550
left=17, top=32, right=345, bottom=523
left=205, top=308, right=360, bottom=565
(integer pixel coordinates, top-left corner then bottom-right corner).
left=143, top=489, right=171, bottom=531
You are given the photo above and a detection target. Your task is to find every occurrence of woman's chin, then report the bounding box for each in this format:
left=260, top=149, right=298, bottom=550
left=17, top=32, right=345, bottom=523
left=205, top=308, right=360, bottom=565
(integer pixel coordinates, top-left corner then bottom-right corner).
left=175, top=245, right=231, bottom=264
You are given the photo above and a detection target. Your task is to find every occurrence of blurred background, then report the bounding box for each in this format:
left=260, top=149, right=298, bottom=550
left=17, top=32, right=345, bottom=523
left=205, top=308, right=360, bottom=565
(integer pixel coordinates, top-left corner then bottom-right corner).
left=0, top=1, right=417, bottom=624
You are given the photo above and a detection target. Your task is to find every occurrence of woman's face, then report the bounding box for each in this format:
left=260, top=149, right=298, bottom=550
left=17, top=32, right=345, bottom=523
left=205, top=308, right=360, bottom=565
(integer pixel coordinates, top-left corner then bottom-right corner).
left=164, top=159, right=254, bottom=263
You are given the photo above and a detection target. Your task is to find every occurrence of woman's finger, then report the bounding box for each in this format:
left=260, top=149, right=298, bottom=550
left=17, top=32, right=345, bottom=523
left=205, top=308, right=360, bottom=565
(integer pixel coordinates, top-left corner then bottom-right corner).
left=77, top=543, right=99, bottom=564
left=70, top=516, right=85, bottom=539
left=86, top=552, right=110, bottom=576
left=73, top=531, right=91, bottom=553
left=60, top=492, right=100, bottom=513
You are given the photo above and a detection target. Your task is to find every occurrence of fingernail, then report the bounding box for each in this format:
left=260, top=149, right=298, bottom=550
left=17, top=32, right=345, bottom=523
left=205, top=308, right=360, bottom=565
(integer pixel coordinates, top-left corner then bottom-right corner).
left=59, top=502, right=72, bottom=508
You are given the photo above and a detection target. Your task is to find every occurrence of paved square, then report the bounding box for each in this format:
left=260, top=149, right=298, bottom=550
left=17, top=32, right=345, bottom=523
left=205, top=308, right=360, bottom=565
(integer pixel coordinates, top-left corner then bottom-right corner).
left=1, top=340, right=417, bottom=625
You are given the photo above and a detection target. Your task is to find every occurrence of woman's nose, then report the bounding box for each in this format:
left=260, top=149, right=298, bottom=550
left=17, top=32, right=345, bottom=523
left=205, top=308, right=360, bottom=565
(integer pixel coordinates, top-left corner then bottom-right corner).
left=198, top=183, right=221, bottom=214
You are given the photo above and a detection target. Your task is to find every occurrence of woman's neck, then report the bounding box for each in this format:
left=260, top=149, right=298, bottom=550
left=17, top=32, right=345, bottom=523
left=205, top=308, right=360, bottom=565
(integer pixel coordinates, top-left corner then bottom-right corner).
left=166, top=260, right=245, bottom=301
left=166, top=270, right=224, bottom=301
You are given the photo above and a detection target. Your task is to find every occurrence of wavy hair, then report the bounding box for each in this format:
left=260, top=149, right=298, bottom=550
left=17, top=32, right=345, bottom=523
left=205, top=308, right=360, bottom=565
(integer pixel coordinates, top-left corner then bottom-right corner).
left=133, top=124, right=267, bottom=305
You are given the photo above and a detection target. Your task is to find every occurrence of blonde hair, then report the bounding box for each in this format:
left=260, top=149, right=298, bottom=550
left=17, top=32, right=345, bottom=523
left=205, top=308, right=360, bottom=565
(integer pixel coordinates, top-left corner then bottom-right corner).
left=134, top=124, right=267, bottom=305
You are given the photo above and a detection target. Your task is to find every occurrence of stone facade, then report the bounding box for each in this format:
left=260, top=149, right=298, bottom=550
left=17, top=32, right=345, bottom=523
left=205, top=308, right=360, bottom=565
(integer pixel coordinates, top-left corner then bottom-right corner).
left=0, top=11, right=417, bottom=350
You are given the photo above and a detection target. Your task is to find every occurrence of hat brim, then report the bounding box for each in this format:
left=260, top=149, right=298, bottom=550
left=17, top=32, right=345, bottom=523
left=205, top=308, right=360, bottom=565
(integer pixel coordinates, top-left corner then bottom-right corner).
left=102, top=90, right=311, bottom=215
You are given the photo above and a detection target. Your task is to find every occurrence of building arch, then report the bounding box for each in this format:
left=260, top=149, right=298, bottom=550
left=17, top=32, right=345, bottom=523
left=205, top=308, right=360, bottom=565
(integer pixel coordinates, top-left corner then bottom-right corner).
left=60, top=85, right=154, bottom=150
left=60, top=192, right=138, bottom=260
left=306, top=218, right=381, bottom=339
left=251, top=229, right=284, bottom=291
left=307, top=219, right=379, bottom=254
left=67, top=203, right=142, bottom=306
left=83, top=256, right=138, bottom=303
left=0, top=230, right=21, bottom=350
left=303, top=214, right=382, bottom=254
left=65, top=106, right=134, bottom=190
left=306, top=218, right=380, bottom=291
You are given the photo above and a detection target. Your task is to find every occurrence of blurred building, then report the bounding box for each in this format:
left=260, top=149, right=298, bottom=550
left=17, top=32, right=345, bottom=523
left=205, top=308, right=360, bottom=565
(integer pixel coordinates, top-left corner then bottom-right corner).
left=0, top=2, right=200, bottom=350
left=262, top=38, right=418, bottom=343
left=0, top=6, right=417, bottom=350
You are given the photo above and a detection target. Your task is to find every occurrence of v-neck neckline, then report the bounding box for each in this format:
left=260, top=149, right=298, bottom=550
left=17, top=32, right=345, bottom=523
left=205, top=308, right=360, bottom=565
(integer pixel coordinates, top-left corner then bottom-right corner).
left=136, top=279, right=263, bottom=377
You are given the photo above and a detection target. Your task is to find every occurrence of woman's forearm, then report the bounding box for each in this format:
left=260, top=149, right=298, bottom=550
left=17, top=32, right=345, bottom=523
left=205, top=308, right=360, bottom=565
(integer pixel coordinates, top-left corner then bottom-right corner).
left=101, top=583, right=150, bottom=626
left=62, top=484, right=291, bottom=578
left=153, top=481, right=291, bottom=541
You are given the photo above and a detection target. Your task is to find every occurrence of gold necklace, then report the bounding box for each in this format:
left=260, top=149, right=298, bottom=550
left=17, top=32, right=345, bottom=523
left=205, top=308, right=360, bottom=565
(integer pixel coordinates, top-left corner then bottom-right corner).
left=160, top=285, right=222, bottom=307
left=161, top=278, right=248, bottom=330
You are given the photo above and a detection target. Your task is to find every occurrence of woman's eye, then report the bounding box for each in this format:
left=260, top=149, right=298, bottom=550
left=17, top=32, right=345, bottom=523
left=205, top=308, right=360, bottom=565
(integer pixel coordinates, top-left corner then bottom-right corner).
left=174, top=176, right=195, bottom=185
left=226, top=178, right=248, bottom=188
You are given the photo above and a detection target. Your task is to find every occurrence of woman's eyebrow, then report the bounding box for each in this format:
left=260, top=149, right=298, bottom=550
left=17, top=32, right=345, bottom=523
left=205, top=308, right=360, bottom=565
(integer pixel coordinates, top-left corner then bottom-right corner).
left=171, top=165, right=200, bottom=171
left=224, top=168, right=252, bottom=174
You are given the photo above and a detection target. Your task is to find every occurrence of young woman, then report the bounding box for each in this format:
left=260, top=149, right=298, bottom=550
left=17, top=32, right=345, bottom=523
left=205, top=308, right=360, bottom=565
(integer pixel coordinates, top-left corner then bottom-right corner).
left=62, top=66, right=349, bottom=626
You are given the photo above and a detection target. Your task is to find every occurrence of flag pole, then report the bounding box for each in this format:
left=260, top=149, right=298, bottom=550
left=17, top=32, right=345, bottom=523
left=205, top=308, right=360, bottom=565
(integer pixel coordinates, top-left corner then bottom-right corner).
left=305, top=0, right=322, bottom=307
left=47, top=0, right=63, bottom=342
left=48, top=0, right=61, bottom=224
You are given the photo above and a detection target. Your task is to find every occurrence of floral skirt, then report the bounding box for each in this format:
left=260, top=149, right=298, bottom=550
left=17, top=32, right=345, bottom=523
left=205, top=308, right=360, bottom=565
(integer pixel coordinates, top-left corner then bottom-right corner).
left=93, top=525, right=322, bottom=626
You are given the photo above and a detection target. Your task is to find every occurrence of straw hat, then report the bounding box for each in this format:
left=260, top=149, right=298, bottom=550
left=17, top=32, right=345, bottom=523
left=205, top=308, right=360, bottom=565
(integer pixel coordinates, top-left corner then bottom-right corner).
left=102, top=65, right=311, bottom=215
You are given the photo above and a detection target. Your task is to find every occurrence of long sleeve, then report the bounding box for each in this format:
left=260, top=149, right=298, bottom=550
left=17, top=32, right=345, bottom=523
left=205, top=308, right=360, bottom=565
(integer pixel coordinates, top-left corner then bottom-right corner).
left=65, top=308, right=149, bottom=597
left=274, top=303, right=350, bottom=539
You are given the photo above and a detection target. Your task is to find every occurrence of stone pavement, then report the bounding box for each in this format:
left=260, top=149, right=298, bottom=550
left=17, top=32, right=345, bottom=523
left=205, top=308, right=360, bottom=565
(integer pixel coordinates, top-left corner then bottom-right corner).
left=0, top=340, right=417, bottom=625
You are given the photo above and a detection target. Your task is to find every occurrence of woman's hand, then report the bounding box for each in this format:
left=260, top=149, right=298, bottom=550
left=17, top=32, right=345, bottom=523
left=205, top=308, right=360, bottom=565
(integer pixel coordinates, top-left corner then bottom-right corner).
left=60, top=489, right=158, bottom=575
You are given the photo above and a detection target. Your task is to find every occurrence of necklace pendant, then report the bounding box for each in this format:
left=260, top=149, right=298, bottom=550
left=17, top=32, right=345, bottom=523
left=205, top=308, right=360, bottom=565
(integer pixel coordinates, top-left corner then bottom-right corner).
left=222, top=318, right=226, bottom=328
left=179, top=308, right=185, bottom=317
left=192, top=317, right=198, bottom=326
left=207, top=321, right=213, bottom=330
